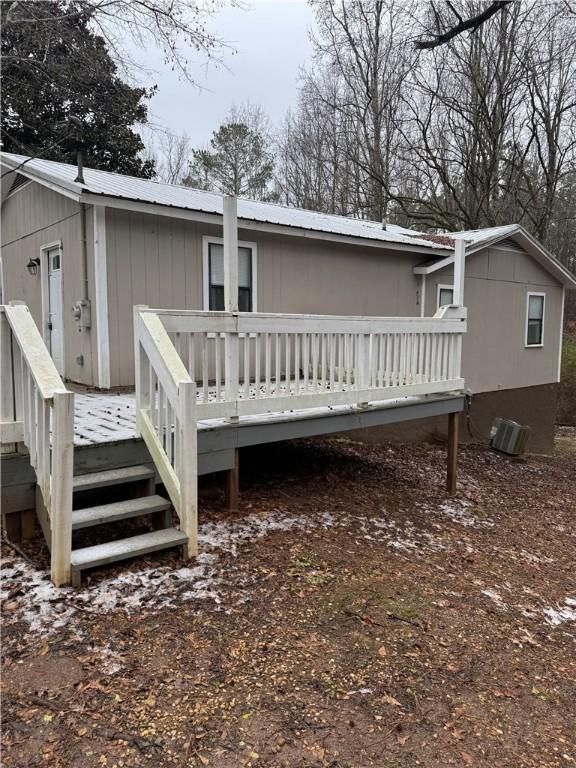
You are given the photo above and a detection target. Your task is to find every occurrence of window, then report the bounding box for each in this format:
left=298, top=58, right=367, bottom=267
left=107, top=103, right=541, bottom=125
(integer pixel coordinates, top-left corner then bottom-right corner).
left=526, top=293, right=545, bottom=347
left=204, top=239, right=256, bottom=311
left=48, top=248, right=60, bottom=271
left=437, top=284, right=454, bottom=308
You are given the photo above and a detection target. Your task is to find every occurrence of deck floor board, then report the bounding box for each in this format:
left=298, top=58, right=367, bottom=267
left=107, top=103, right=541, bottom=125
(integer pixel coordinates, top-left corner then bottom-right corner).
left=71, top=388, right=463, bottom=447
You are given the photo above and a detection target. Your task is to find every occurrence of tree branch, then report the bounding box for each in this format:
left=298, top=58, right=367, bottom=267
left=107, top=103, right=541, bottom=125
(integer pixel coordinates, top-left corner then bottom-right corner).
left=415, top=1, right=513, bottom=50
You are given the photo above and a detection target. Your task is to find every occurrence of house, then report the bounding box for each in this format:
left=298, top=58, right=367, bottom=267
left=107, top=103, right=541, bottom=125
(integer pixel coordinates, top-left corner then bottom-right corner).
left=3, top=151, right=575, bottom=585
left=2, top=152, right=573, bottom=453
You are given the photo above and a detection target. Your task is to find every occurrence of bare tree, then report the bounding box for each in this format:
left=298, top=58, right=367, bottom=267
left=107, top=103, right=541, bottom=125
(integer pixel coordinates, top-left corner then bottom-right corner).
left=396, top=0, right=530, bottom=229
left=516, top=3, right=576, bottom=241
left=276, top=74, right=359, bottom=215
left=2, top=0, right=234, bottom=84
left=277, top=0, right=576, bottom=274
left=305, top=0, right=418, bottom=222
left=153, top=132, right=192, bottom=184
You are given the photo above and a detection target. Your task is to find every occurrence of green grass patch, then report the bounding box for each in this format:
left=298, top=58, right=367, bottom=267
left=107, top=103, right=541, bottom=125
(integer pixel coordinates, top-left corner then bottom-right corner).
left=558, top=325, right=576, bottom=426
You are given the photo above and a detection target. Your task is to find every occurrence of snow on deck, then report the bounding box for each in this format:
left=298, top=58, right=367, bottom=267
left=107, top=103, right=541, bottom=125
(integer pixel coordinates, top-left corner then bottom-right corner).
left=74, top=393, right=137, bottom=445
left=73, top=390, right=447, bottom=446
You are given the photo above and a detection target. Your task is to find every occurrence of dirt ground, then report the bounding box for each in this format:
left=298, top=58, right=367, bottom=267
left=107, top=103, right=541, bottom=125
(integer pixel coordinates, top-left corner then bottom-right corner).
left=2, top=430, right=575, bottom=768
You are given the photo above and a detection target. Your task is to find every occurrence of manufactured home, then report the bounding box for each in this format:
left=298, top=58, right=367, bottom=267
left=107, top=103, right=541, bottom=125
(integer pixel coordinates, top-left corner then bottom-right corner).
left=1, top=152, right=574, bottom=586
left=2, top=153, right=574, bottom=448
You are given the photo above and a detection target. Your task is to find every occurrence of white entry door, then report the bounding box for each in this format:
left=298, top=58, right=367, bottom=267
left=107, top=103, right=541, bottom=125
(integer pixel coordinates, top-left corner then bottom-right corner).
left=46, top=246, right=64, bottom=374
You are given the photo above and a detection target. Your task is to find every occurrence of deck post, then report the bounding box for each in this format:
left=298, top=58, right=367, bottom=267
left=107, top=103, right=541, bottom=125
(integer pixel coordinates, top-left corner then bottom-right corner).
left=223, top=196, right=240, bottom=422
left=453, top=239, right=465, bottom=307
left=133, top=305, right=149, bottom=437
left=225, top=448, right=240, bottom=513
left=178, top=380, right=198, bottom=558
left=50, top=389, right=74, bottom=586
left=0, top=308, right=17, bottom=454
left=447, top=411, right=459, bottom=495
left=223, top=195, right=239, bottom=313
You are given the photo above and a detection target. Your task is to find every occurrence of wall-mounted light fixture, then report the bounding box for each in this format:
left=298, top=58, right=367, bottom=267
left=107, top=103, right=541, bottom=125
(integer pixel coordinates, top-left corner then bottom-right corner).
left=26, top=257, right=40, bottom=276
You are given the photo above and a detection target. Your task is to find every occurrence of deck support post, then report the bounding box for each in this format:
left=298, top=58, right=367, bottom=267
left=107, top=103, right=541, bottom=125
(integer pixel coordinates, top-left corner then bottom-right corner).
left=179, top=380, right=198, bottom=558
left=21, top=508, right=36, bottom=540
left=50, top=390, right=74, bottom=586
left=447, top=411, right=459, bottom=496
left=453, top=239, right=465, bottom=307
left=133, top=304, right=150, bottom=438
left=223, top=196, right=239, bottom=313
left=225, top=448, right=240, bottom=513
left=223, top=196, right=240, bottom=423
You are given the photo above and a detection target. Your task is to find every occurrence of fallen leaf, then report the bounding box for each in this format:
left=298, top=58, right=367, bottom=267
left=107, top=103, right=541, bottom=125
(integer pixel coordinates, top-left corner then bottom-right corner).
left=378, top=646, right=387, bottom=658
left=382, top=694, right=402, bottom=707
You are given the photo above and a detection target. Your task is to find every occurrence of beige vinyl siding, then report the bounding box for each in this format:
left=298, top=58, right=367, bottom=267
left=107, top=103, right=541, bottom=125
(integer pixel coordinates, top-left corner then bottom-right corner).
left=105, top=209, right=424, bottom=387
left=1, top=182, right=97, bottom=385
left=426, top=245, right=563, bottom=393
left=105, top=209, right=210, bottom=386
left=253, top=230, right=421, bottom=316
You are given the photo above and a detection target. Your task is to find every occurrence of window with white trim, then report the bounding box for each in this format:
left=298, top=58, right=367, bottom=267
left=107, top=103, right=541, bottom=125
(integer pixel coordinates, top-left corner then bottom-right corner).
left=526, top=292, right=545, bottom=347
left=204, top=239, right=256, bottom=311
left=437, top=284, right=454, bottom=308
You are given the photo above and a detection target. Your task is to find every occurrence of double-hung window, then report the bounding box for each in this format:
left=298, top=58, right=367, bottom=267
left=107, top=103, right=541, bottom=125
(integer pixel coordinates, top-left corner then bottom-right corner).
left=204, top=239, right=256, bottom=312
left=437, top=284, right=454, bottom=308
left=526, top=292, right=545, bottom=347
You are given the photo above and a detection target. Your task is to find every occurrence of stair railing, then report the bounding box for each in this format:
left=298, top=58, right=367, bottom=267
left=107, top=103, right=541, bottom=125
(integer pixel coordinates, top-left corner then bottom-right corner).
left=0, top=303, right=74, bottom=586
left=133, top=306, right=198, bottom=558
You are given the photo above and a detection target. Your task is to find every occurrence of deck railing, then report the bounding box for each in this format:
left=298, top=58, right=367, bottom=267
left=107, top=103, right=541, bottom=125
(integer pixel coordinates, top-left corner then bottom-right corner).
left=133, top=307, right=198, bottom=556
left=0, top=303, right=74, bottom=586
left=135, top=306, right=467, bottom=422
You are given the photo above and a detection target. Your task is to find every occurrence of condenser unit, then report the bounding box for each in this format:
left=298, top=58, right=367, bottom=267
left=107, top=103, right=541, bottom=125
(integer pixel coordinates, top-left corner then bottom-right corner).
left=490, top=418, right=531, bottom=456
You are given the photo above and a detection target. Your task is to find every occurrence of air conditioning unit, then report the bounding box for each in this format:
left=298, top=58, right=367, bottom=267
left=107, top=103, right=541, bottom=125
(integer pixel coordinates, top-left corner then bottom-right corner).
left=490, top=418, right=531, bottom=456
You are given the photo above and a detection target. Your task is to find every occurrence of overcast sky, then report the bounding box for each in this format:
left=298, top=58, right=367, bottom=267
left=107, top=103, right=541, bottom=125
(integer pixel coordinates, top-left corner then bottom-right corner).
left=136, top=0, right=315, bottom=148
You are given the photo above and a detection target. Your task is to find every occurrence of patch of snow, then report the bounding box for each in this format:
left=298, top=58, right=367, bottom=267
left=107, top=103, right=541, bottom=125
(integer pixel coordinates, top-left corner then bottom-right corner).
left=199, top=510, right=338, bottom=556
left=347, top=688, right=373, bottom=696
left=355, top=515, right=445, bottom=553
left=427, top=500, right=494, bottom=529
left=95, top=643, right=123, bottom=675
left=543, top=598, right=576, bottom=626
left=492, top=546, right=553, bottom=566
left=519, top=549, right=553, bottom=565
left=1, top=508, right=342, bottom=638
left=481, top=588, right=507, bottom=610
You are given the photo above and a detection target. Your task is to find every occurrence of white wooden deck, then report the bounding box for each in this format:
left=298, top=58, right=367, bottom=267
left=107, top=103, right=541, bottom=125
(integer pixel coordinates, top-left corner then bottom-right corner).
left=2, top=301, right=467, bottom=586
left=72, top=389, right=450, bottom=447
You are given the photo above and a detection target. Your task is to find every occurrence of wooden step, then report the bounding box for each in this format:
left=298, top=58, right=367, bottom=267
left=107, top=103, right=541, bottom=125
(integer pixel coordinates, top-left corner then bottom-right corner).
left=71, top=495, right=171, bottom=530
left=70, top=528, right=188, bottom=586
left=73, top=465, right=154, bottom=492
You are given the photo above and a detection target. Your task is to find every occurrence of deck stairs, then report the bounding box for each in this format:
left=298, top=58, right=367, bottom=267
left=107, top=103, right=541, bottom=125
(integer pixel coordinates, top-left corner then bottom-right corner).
left=67, top=465, right=187, bottom=586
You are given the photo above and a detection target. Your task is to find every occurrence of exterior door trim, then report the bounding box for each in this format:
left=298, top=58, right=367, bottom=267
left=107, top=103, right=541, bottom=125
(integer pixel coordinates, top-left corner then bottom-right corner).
left=40, top=240, right=65, bottom=376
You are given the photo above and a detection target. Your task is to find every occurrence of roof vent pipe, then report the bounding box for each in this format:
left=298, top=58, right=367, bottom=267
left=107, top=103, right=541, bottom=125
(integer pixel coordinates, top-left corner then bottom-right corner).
left=74, top=149, right=85, bottom=185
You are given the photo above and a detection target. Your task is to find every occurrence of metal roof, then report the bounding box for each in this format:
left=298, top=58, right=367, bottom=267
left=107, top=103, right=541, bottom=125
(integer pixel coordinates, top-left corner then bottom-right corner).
left=1, top=153, right=452, bottom=251
left=3, top=153, right=573, bottom=285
